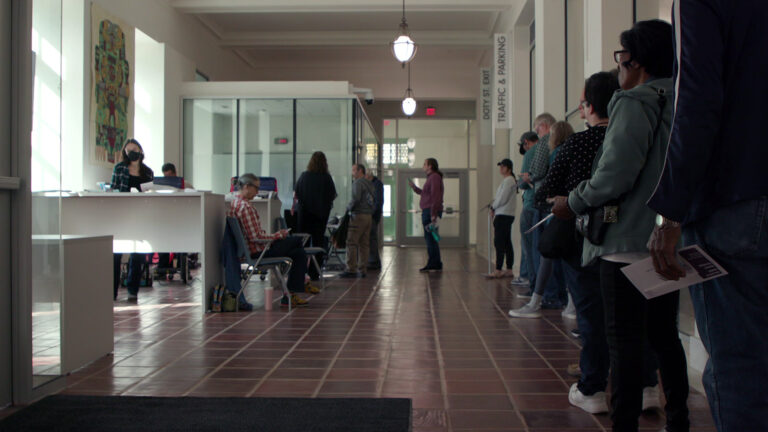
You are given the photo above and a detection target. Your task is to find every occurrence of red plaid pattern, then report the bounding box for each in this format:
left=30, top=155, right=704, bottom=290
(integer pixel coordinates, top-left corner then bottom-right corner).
left=228, top=196, right=282, bottom=254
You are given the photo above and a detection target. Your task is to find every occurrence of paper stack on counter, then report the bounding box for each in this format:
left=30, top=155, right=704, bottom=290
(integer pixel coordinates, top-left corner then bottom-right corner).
left=621, top=245, right=728, bottom=299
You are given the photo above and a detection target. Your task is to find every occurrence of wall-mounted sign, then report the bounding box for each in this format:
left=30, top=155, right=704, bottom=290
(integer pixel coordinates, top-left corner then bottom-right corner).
left=480, top=68, right=493, bottom=146
left=493, top=33, right=510, bottom=130
left=274, top=137, right=289, bottom=145
left=425, top=106, right=436, bottom=116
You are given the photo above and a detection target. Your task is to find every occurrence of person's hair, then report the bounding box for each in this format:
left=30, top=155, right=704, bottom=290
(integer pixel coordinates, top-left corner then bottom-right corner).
left=425, top=158, right=443, bottom=178
left=237, top=173, right=259, bottom=189
left=534, top=113, right=556, bottom=128
left=161, top=163, right=177, bottom=175
left=354, top=163, right=366, bottom=175
left=584, top=70, right=620, bottom=119
left=120, top=138, right=150, bottom=178
left=620, top=19, right=674, bottom=78
left=549, top=121, right=575, bottom=151
left=307, top=151, right=329, bottom=174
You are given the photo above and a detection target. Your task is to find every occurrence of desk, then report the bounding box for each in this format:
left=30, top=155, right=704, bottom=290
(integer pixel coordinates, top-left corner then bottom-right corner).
left=57, top=192, right=224, bottom=314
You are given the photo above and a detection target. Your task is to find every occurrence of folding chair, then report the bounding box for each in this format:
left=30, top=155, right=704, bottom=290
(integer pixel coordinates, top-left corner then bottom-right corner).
left=226, top=217, right=294, bottom=311
left=292, top=232, right=326, bottom=291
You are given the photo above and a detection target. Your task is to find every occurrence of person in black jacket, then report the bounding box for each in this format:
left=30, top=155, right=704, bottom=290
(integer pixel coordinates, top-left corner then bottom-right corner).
left=648, top=2, right=768, bottom=430
left=294, top=151, right=337, bottom=280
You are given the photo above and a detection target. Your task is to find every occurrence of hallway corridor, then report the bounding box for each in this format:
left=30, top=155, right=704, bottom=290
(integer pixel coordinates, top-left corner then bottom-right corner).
left=60, top=247, right=715, bottom=431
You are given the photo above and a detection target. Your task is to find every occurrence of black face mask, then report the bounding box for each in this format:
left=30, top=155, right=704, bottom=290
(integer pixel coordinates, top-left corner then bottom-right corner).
left=127, top=151, right=142, bottom=162
left=519, top=145, right=526, bottom=155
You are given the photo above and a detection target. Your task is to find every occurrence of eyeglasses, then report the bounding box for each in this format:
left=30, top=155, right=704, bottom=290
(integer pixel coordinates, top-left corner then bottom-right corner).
left=613, top=49, right=630, bottom=64
left=579, top=100, right=589, bottom=109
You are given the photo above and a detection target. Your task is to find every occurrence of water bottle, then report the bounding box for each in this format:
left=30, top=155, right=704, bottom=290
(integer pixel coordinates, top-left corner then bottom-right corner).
left=427, top=223, right=440, bottom=242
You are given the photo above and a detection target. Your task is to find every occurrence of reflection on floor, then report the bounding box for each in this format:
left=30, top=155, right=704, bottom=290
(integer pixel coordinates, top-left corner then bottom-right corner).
left=59, top=247, right=715, bottom=431
left=32, top=304, right=60, bottom=377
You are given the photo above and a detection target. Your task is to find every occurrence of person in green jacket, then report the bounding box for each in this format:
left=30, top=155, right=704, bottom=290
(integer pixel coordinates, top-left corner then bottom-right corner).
left=551, top=20, right=689, bottom=432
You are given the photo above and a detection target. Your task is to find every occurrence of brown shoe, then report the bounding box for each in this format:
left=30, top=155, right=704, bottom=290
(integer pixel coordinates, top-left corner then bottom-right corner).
left=567, top=363, right=581, bottom=377
left=304, top=282, right=320, bottom=294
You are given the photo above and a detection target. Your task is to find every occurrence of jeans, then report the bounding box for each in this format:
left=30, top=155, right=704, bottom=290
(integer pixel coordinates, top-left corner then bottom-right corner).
left=345, top=213, right=372, bottom=273
left=493, top=215, right=515, bottom=270
left=113, top=253, right=146, bottom=298
left=368, top=217, right=381, bottom=266
left=297, top=209, right=329, bottom=280
left=683, top=197, right=768, bottom=432
left=256, top=236, right=308, bottom=293
left=600, top=259, right=689, bottom=432
left=519, top=208, right=535, bottom=281
left=562, top=258, right=658, bottom=396
left=422, top=209, right=442, bottom=268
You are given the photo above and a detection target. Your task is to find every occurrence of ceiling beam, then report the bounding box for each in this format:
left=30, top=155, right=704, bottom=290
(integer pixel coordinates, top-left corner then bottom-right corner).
left=218, top=31, right=493, bottom=47
left=171, top=0, right=519, bottom=14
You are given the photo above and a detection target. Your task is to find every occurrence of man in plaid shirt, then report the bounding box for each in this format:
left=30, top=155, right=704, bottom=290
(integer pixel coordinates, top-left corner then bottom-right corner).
left=229, top=173, right=310, bottom=307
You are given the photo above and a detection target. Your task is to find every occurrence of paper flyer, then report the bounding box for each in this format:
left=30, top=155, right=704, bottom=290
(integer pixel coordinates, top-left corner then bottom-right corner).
left=620, top=245, right=728, bottom=299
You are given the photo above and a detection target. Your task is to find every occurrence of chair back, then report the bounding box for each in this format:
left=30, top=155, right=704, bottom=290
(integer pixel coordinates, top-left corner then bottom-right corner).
left=226, top=217, right=249, bottom=262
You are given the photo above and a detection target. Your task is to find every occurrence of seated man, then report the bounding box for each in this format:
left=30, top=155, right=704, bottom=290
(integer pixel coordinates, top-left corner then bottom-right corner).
left=229, top=173, right=308, bottom=308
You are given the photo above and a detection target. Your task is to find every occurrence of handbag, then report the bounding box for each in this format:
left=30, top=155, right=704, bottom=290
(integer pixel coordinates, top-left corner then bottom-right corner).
left=575, top=201, right=619, bottom=246
left=538, top=216, right=578, bottom=258
left=331, top=213, right=350, bottom=248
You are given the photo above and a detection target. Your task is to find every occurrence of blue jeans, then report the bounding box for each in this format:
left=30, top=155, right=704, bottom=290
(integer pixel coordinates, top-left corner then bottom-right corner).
left=422, top=209, right=442, bottom=268
left=562, top=258, right=659, bottom=396
left=531, top=210, right=567, bottom=304
left=684, top=197, right=768, bottom=432
left=519, top=208, right=536, bottom=281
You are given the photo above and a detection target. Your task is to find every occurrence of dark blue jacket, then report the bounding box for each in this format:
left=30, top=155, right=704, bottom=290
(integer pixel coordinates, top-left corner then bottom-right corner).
left=648, top=0, right=768, bottom=224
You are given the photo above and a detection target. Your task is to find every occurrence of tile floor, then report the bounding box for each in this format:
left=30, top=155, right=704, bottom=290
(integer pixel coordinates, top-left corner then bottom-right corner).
left=56, top=247, right=715, bottom=431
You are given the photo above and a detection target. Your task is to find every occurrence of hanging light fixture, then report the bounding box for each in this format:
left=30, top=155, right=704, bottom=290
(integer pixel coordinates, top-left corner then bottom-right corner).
left=402, top=63, right=417, bottom=116
left=391, top=0, right=417, bottom=66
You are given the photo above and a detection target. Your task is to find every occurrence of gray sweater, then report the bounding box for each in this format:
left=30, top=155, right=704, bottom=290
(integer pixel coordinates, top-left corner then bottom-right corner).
left=347, top=177, right=375, bottom=215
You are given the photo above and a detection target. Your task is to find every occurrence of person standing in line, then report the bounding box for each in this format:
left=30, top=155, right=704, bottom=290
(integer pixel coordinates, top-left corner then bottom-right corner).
left=488, top=158, right=518, bottom=278
left=647, top=2, right=768, bottom=431
left=294, top=151, right=337, bottom=288
left=552, top=20, right=689, bottom=432
left=365, top=170, right=384, bottom=270
left=339, top=164, right=375, bottom=278
left=409, top=158, right=444, bottom=272
left=110, top=138, right=154, bottom=301
left=511, top=132, right=539, bottom=288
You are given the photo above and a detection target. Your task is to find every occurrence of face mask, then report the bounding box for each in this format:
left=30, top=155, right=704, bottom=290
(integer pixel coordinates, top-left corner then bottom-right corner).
left=128, top=151, right=142, bottom=162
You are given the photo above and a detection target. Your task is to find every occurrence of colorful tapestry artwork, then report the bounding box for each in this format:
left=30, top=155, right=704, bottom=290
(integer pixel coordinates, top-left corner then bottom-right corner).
left=93, top=19, right=130, bottom=165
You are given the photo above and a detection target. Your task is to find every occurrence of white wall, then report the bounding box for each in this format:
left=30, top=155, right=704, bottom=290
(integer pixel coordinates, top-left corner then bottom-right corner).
left=134, top=29, right=165, bottom=173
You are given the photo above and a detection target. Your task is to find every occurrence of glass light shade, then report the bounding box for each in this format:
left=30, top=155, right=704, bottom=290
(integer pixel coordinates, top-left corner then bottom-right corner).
left=406, top=138, right=416, bottom=149
left=402, top=96, right=417, bottom=116
left=391, top=35, right=417, bottom=63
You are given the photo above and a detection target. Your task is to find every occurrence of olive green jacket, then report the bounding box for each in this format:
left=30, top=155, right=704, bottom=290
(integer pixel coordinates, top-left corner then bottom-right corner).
left=568, top=78, right=674, bottom=266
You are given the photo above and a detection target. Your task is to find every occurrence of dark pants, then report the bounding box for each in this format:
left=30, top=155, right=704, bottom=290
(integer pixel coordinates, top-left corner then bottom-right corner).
left=600, top=259, right=689, bottom=432
left=519, top=208, right=535, bottom=281
left=562, top=257, right=658, bottom=396
left=421, top=208, right=442, bottom=268
left=368, top=217, right=381, bottom=266
left=684, top=197, right=768, bottom=432
left=113, top=253, right=146, bottom=298
left=254, top=236, right=307, bottom=293
left=493, top=215, right=515, bottom=270
left=297, top=209, right=329, bottom=280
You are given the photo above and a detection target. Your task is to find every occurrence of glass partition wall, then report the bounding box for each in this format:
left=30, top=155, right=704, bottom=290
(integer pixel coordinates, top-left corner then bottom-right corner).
left=183, top=98, right=377, bottom=219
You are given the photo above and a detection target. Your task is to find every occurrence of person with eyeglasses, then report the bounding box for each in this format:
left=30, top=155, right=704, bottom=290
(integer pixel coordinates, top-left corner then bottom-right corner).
left=110, top=138, right=154, bottom=301
left=551, top=20, right=689, bottom=432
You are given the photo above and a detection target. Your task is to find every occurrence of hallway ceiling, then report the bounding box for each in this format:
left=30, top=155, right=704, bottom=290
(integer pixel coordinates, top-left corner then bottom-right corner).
left=170, top=0, right=523, bottom=75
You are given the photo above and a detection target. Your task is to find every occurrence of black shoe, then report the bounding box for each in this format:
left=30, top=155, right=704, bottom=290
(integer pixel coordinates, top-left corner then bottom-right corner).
left=339, top=271, right=360, bottom=278
left=366, top=263, right=381, bottom=270
left=419, top=265, right=442, bottom=273
left=541, top=299, right=564, bottom=310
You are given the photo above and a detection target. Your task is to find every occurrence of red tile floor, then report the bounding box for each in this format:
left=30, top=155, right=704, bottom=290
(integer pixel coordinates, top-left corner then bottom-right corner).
left=58, top=247, right=715, bottom=431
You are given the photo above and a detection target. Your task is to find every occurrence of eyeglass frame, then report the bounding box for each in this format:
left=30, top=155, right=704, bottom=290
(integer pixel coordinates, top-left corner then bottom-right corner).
left=614, top=49, right=631, bottom=64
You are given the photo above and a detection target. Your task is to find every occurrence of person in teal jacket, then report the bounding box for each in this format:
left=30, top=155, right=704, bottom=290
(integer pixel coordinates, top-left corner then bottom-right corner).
left=552, top=20, right=689, bottom=432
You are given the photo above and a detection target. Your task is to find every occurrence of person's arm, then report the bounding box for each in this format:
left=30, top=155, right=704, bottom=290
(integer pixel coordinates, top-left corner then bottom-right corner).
left=238, top=202, right=284, bottom=246
left=430, top=176, right=443, bottom=220
left=568, top=97, right=655, bottom=215
left=346, top=180, right=360, bottom=213
left=491, top=178, right=513, bottom=210
left=535, top=141, right=570, bottom=206
left=110, top=165, right=119, bottom=190
left=529, top=140, right=550, bottom=184
left=647, top=0, right=724, bottom=223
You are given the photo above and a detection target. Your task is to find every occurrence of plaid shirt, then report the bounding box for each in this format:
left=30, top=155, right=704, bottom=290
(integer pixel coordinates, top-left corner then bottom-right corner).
left=228, top=196, right=283, bottom=254
left=528, top=134, right=551, bottom=192
left=110, top=162, right=154, bottom=192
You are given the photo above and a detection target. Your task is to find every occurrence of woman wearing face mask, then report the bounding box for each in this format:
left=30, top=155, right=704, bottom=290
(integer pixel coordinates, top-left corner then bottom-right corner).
left=110, top=139, right=154, bottom=300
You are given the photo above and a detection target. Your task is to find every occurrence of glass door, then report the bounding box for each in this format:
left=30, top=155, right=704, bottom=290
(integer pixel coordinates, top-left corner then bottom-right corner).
left=396, top=169, right=468, bottom=247
left=1, top=0, right=13, bottom=408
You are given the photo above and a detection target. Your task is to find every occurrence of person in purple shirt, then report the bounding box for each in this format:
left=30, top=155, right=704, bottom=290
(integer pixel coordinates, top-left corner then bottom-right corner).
left=409, top=158, right=444, bottom=272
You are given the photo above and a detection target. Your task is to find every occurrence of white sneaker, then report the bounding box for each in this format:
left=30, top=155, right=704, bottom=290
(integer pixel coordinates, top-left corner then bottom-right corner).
left=127, top=293, right=138, bottom=300
left=510, top=277, right=529, bottom=286
left=508, top=303, right=542, bottom=318
left=568, top=383, right=609, bottom=414
left=561, top=304, right=577, bottom=320
left=642, top=385, right=662, bottom=411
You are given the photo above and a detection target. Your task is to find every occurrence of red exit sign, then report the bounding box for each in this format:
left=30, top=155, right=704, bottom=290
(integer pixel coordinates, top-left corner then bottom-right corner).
left=426, top=106, right=436, bottom=116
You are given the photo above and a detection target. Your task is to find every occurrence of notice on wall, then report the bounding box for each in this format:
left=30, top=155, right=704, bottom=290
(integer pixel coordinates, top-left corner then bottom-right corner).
left=493, top=33, right=510, bottom=131
left=480, top=68, right=493, bottom=146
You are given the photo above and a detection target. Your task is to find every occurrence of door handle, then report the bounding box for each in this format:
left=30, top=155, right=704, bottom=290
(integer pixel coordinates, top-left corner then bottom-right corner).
left=0, top=176, right=21, bottom=190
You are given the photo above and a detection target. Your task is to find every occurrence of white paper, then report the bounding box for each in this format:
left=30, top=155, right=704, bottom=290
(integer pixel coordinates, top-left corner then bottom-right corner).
left=525, top=213, right=554, bottom=234
left=621, top=245, right=728, bottom=299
